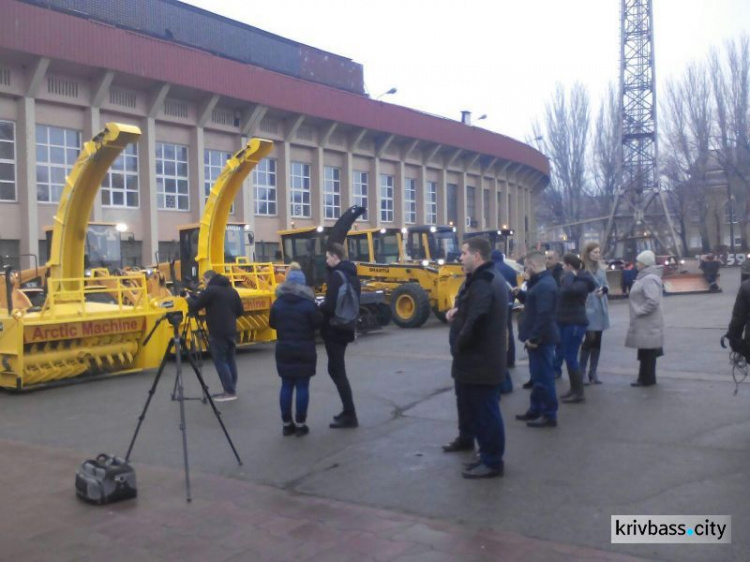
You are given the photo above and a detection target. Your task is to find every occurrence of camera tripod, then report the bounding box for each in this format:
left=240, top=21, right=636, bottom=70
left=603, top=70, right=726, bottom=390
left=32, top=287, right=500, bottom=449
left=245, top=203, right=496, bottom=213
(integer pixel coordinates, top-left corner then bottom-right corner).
left=125, top=311, right=243, bottom=502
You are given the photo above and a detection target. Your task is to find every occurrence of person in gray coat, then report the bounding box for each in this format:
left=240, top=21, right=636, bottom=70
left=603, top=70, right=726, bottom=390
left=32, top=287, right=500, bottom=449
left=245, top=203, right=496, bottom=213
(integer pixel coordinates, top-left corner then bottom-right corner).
left=580, top=242, right=610, bottom=384
left=625, top=250, right=664, bottom=387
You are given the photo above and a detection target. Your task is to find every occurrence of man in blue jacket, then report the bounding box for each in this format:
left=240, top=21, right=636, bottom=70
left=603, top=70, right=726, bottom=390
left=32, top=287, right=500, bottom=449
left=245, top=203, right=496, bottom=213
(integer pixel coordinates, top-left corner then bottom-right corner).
left=446, top=238, right=508, bottom=479
left=188, top=270, right=244, bottom=402
left=515, top=251, right=560, bottom=428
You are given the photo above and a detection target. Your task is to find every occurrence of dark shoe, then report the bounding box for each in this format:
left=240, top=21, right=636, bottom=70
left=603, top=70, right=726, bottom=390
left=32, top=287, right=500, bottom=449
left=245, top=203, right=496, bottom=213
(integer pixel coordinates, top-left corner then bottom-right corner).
left=463, top=453, right=482, bottom=469
left=329, top=415, right=359, bottom=429
left=515, top=412, right=540, bottom=422
left=282, top=424, right=296, bottom=436
left=332, top=411, right=346, bottom=422
left=631, top=381, right=655, bottom=387
left=561, top=394, right=585, bottom=404
left=295, top=424, right=310, bottom=437
left=522, top=380, right=533, bottom=389
left=527, top=417, right=557, bottom=428
left=442, top=437, right=474, bottom=453
left=462, top=463, right=504, bottom=479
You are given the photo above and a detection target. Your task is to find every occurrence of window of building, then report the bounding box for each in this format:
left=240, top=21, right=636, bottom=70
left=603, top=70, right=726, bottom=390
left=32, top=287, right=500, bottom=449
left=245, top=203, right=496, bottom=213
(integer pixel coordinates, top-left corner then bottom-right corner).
left=253, top=157, right=277, bottom=216
left=353, top=170, right=368, bottom=220
left=36, top=124, right=81, bottom=204
left=447, top=183, right=458, bottom=225
left=380, top=174, right=394, bottom=223
left=425, top=181, right=437, bottom=225
left=324, top=166, right=341, bottom=219
left=0, top=120, right=16, bottom=202
left=156, top=142, right=189, bottom=210
left=466, top=186, right=476, bottom=227
left=290, top=161, right=311, bottom=218
left=404, top=177, right=417, bottom=224
left=204, top=149, right=231, bottom=201
left=102, top=143, right=139, bottom=208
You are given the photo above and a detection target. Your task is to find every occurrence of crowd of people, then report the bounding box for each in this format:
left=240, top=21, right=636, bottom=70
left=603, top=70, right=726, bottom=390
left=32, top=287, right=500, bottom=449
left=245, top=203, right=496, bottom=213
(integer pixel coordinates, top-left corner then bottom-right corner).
left=442, top=242, right=668, bottom=479
left=188, top=237, right=699, bottom=482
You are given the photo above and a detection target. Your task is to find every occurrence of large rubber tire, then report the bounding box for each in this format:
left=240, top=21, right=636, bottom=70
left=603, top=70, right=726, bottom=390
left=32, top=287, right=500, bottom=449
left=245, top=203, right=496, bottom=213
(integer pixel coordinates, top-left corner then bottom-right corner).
left=375, top=303, right=392, bottom=327
left=434, top=309, right=448, bottom=323
left=390, top=283, right=431, bottom=328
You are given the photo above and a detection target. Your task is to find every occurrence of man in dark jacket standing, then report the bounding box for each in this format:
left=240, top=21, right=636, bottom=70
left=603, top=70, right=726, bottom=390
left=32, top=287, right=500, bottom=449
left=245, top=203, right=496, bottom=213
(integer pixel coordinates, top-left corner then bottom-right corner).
left=516, top=251, right=560, bottom=427
left=446, top=238, right=508, bottom=479
left=188, top=270, right=244, bottom=402
left=320, top=243, right=361, bottom=428
left=491, top=250, right=518, bottom=369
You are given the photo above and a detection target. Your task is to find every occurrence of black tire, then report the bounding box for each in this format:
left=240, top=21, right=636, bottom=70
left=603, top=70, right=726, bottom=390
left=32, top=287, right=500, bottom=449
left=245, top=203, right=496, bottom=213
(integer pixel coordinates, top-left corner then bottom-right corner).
left=434, top=309, right=448, bottom=323
left=390, top=283, right=431, bottom=328
left=375, top=303, right=392, bottom=327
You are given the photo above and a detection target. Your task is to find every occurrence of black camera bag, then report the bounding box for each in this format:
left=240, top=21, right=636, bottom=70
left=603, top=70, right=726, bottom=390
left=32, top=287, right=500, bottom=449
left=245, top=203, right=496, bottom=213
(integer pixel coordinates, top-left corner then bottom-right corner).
left=75, top=454, right=137, bottom=505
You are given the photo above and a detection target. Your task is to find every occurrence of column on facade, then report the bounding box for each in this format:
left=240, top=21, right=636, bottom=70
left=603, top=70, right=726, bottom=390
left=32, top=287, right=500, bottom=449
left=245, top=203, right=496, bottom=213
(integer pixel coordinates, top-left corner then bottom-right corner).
left=439, top=168, right=448, bottom=225
left=371, top=156, right=381, bottom=227
left=525, top=185, right=533, bottom=248
left=190, top=126, right=206, bottom=220
left=416, top=165, right=426, bottom=225
left=490, top=175, right=499, bottom=231
left=395, top=160, right=405, bottom=227
left=477, top=174, right=487, bottom=231
left=311, top=145, right=324, bottom=225
left=277, top=140, right=290, bottom=229
left=141, top=117, right=159, bottom=264
left=17, top=97, right=38, bottom=260
left=457, top=172, right=467, bottom=239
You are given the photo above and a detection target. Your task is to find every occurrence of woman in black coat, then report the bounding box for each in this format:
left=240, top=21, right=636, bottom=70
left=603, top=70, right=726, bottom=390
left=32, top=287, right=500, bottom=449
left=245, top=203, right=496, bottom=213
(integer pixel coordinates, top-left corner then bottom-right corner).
left=555, top=254, right=596, bottom=403
left=269, top=264, right=323, bottom=436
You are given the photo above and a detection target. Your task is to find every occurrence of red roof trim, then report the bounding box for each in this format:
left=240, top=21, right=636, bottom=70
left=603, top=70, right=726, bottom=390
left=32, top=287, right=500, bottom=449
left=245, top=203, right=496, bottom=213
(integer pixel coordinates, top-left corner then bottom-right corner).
left=1, top=0, right=548, bottom=176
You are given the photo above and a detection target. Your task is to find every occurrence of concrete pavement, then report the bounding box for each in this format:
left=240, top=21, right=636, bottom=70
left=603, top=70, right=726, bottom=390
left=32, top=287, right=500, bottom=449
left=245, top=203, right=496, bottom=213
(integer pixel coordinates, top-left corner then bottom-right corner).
left=0, top=268, right=748, bottom=561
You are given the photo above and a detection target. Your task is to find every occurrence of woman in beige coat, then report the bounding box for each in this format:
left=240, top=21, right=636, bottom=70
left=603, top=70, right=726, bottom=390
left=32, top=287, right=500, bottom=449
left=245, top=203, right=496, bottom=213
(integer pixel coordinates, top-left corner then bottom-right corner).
left=625, top=250, right=664, bottom=387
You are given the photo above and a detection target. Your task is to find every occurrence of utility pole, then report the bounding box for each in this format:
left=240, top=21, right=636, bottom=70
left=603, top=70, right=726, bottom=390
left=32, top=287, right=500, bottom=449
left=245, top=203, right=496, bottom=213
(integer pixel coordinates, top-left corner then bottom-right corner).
left=603, top=0, right=681, bottom=259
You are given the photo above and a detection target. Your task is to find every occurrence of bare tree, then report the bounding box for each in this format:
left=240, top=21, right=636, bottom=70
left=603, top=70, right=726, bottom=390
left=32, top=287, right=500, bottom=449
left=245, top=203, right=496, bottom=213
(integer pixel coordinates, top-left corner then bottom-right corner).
left=660, top=61, right=715, bottom=252
left=592, top=84, right=619, bottom=215
left=534, top=83, right=591, bottom=247
left=710, top=34, right=750, bottom=251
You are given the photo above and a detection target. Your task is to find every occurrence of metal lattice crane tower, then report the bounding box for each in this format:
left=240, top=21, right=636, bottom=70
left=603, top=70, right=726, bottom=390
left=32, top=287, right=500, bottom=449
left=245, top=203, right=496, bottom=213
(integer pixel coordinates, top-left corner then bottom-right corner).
left=603, top=0, right=681, bottom=259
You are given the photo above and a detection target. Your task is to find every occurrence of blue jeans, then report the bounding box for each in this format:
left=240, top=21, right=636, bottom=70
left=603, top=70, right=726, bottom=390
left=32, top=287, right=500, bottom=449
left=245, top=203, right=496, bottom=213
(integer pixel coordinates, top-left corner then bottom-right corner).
left=280, top=377, right=310, bottom=424
left=210, top=336, right=238, bottom=395
left=554, top=324, right=586, bottom=375
left=528, top=344, right=558, bottom=420
left=463, top=383, right=504, bottom=470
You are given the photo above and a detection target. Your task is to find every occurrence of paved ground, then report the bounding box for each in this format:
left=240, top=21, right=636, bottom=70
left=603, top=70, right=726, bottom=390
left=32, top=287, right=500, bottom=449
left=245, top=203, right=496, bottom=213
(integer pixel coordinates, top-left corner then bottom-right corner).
left=0, top=268, right=748, bottom=561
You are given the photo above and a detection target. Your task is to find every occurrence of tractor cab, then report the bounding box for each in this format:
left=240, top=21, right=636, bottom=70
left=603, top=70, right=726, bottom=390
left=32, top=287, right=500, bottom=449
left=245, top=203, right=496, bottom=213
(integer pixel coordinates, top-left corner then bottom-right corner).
left=44, top=222, right=124, bottom=272
left=346, top=227, right=404, bottom=264
left=406, top=225, right=460, bottom=264
left=278, top=226, right=331, bottom=289
left=179, top=222, right=253, bottom=286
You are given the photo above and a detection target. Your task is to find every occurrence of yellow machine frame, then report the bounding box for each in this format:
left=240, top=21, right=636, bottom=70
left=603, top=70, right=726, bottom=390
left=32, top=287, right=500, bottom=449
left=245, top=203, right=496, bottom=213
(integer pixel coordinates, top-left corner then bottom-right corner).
left=0, top=124, right=169, bottom=390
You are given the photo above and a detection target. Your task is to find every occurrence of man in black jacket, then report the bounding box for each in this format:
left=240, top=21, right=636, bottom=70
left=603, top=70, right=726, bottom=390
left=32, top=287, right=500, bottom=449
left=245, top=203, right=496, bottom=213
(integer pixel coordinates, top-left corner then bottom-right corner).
left=445, top=237, right=508, bottom=479
left=320, top=243, right=361, bottom=428
left=188, top=270, right=243, bottom=401
left=726, top=278, right=750, bottom=357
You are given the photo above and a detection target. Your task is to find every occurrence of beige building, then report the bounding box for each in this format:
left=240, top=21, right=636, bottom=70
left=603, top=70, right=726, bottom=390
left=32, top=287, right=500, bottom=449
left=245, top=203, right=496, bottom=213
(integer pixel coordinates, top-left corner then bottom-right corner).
left=0, top=0, right=549, bottom=269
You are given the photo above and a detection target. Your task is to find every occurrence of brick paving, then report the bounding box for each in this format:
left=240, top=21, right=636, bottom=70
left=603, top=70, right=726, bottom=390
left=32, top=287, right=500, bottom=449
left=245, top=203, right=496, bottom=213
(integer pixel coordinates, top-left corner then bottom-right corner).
left=0, top=439, right=649, bottom=562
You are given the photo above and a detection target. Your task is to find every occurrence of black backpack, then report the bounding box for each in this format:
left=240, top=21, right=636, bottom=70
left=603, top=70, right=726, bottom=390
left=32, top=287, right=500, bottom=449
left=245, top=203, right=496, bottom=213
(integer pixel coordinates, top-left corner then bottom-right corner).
left=330, top=270, right=359, bottom=331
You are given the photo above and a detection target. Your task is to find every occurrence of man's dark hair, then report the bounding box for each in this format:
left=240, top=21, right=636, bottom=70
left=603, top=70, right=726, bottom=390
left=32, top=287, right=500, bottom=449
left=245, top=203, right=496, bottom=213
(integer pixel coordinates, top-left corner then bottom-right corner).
left=563, top=253, right=583, bottom=270
left=464, top=237, right=491, bottom=261
left=327, top=242, right=346, bottom=260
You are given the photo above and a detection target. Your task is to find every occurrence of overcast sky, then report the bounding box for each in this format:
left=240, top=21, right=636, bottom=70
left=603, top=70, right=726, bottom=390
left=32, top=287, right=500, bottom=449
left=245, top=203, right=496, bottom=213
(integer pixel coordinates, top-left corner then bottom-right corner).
left=181, top=0, right=749, bottom=143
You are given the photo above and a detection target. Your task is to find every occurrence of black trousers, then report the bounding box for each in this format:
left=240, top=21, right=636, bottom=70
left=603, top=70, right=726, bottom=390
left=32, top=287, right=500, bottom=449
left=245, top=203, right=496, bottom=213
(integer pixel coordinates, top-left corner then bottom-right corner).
left=324, top=339, right=356, bottom=415
left=637, top=348, right=661, bottom=385
left=507, top=310, right=516, bottom=366
left=454, top=380, right=474, bottom=442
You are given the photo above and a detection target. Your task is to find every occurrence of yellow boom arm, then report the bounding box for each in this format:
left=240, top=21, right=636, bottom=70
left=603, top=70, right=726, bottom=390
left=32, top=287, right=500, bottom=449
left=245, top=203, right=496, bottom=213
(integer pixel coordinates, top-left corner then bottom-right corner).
left=196, top=138, right=273, bottom=277
left=47, top=123, right=142, bottom=283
